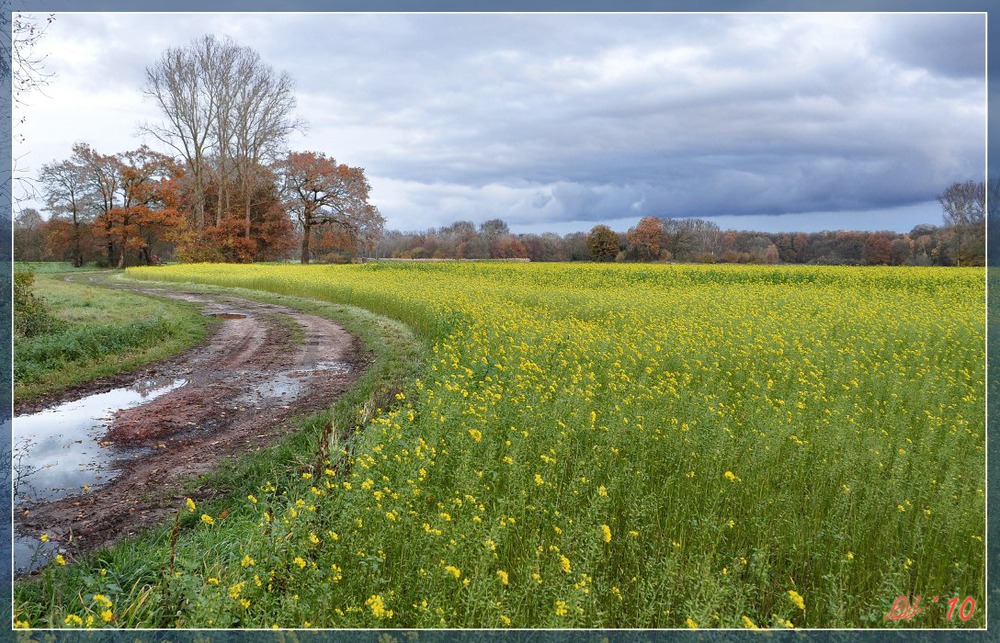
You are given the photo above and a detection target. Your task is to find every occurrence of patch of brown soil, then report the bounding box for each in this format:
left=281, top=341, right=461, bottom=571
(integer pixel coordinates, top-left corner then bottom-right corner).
left=15, top=288, right=370, bottom=566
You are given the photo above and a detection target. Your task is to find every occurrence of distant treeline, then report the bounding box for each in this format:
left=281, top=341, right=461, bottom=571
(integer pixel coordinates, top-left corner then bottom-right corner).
left=377, top=219, right=984, bottom=267
left=15, top=180, right=989, bottom=267
left=377, top=180, right=987, bottom=267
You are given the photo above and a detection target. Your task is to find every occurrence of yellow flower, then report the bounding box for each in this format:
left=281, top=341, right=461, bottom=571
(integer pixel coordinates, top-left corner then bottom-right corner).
left=301, top=472, right=312, bottom=479
left=742, top=615, right=758, bottom=629
left=555, top=600, right=568, bottom=616
left=64, top=614, right=83, bottom=627
left=54, top=554, right=66, bottom=566
left=846, top=551, right=854, bottom=560
left=724, top=470, right=737, bottom=482
left=497, top=569, right=509, bottom=585
left=445, top=565, right=461, bottom=579
left=207, top=577, right=219, bottom=585
left=601, top=524, right=612, bottom=543
left=39, top=533, right=49, bottom=543
left=201, top=514, right=215, bottom=526
left=788, top=589, right=805, bottom=610
left=560, top=555, right=571, bottom=573
left=13, top=620, right=29, bottom=628
left=534, top=474, right=545, bottom=486
left=247, top=494, right=258, bottom=504
left=469, top=429, right=482, bottom=442
left=685, top=617, right=698, bottom=629
left=366, top=594, right=391, bottom=619
left=597, top=485, right=608, bottom=496
left=241, top=554, right=255, bottom=567
left=92, top=594, right=112, bottom=608
left=293, top=557, right=307, bottom=569
left=185, top=498, right=196, bottom=512
left=101, top=609, right=113, bottom=623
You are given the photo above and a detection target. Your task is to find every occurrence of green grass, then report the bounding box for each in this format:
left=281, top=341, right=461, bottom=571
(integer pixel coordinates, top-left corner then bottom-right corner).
left=14, top=262, right=985, bottom=630
left=13, top=279, right=425, bottom=629
left=14, top=261, right=102, bottom=274
left=13, top=273, right=211, bottom=403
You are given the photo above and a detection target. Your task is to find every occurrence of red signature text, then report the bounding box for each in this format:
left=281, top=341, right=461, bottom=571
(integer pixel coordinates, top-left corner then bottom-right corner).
left=885, top=595, right=977, bottom=622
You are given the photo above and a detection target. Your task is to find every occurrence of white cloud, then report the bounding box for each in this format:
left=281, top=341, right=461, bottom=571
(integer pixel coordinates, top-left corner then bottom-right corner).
left=13, top=11, right=986, bottom=234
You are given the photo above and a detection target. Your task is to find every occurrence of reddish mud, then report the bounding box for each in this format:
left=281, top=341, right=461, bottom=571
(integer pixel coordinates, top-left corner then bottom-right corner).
left=15, top=288, right=370, bottom=566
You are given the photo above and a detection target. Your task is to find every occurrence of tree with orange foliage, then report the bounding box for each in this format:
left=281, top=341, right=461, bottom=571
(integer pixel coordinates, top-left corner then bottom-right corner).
left=862, top=231, right=894, bottom=266
left=71, top=143, right=122, bottom=266
left=626, top=216, right=665, bottom=261
left=93, top=146, right=182, bottom=268
left=275, top=151, right=384, bottom=264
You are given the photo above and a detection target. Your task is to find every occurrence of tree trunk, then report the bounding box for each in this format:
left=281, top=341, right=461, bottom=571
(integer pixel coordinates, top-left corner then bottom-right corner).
left=72, top=215, right=83, bottom=268
left=244, top=175, right=252, bottom=240
left=301, top=221, right=311, bottom=264
left=193, top=167, right=206, bottom=230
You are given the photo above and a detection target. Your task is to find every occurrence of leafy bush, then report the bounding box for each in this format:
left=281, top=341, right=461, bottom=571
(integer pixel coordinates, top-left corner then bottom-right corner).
left=13, top=269, right=62, bottom=338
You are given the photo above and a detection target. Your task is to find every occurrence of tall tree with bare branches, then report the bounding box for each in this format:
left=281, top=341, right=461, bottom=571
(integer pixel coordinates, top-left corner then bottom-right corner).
left=142, top=34, right=302, bottom=242
left=142, top=35, right=219, bottom=230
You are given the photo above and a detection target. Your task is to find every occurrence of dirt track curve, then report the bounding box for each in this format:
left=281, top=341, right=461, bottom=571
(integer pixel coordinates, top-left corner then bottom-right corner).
left=15, top=286, right=370, bottom=565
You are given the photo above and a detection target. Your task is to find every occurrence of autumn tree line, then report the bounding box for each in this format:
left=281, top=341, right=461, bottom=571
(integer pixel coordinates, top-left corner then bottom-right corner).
left=13, top=35, right=383, bottom=268
left=372, top=180, right=987, bottom=266
left=16, top=179, right=988, bottom=268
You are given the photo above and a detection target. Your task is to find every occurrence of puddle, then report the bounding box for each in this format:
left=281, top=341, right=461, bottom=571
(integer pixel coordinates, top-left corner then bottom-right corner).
left=235, top=361, right=351, bottom=406
left=12, top=377, right=186, bottom=574
left=209, top=313, right=246, bottom=319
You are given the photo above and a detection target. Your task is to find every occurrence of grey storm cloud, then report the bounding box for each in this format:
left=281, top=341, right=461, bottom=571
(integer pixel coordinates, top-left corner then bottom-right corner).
left=15, top=11, right=986, bottom=233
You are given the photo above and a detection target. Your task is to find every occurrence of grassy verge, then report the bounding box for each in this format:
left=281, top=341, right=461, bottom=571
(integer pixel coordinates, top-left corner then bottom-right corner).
left=13, top=272, right=212, bottom=404
left=13, top=278, right=426, bottom=629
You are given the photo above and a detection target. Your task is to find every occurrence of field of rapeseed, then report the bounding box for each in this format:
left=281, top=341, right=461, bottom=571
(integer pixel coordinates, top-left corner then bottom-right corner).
left=18, top=262, right=984, bottom=629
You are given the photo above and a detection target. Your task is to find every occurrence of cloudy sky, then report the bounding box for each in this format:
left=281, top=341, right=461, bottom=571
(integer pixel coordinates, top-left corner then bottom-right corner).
left=12, top=11, right=986, bottom=234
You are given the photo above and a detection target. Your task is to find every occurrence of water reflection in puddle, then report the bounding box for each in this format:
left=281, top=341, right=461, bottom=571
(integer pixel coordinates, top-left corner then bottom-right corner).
left=237, top=361, right=351, bottom=406
left=12, top=377, right=186, bottom=574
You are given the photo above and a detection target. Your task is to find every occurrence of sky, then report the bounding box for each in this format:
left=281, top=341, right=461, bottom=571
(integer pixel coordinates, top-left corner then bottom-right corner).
left=11, top=11, right=987, bottom=235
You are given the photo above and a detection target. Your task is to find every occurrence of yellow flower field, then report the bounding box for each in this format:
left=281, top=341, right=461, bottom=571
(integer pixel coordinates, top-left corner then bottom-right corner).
left=46, top=262, right=991, bottom=628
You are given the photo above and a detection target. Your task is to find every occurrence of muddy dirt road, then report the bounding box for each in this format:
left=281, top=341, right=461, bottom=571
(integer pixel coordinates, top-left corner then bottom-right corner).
left=15, top=286, right=370, bottom=565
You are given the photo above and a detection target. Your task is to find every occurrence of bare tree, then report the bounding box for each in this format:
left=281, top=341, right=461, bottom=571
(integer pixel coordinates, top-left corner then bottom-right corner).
left=230, top=47, right=303, bottom=238
left=39, top=158, right=94, bottom=267
left=12, top=208, right=44, bottom=261
left=141, top=36, right=219, bottom=230
left=938, top=180, right=986, bottom=266
left=142, top=35, right=302, bottom=235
